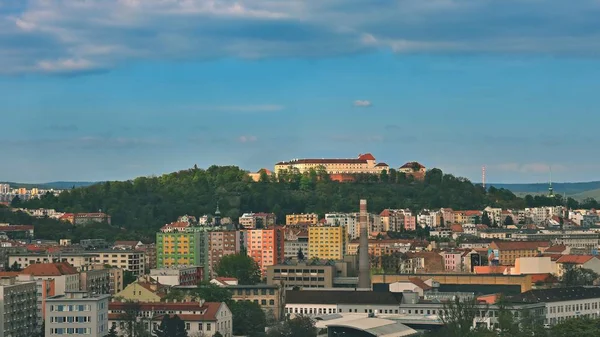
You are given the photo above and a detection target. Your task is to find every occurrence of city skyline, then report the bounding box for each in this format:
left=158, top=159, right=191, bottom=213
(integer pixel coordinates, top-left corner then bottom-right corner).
left=3, top=1, right=600, bottom=183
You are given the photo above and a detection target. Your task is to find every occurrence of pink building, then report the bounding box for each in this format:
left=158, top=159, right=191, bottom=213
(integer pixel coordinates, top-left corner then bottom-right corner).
left=442, top=251, right=463, bottom=272
left=245, top=228, right=285, bottom=276
left=404, top=215, right=417, bottom=231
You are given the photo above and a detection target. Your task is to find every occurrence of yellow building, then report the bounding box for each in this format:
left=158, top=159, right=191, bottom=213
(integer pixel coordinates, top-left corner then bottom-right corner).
left=308, top=226, right=346, bottom=260
left=114, top=278, right=167, bottom=302
left=286, top=213, right=319, bottom=225
left=275, top=153, right=388, bottom=176
left=488, top=241, right=551, bottom=266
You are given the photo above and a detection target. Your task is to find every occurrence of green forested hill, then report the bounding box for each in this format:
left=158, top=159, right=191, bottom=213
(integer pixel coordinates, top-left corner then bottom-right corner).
left=17, top=166, right=599, bottom=236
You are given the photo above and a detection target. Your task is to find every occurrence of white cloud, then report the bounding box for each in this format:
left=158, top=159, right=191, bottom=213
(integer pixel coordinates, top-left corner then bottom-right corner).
left=354, top=100, right=372, bottom=107
left=3, top=0, right=600, bottom=74
left=238, top=135, right=258, bottom=143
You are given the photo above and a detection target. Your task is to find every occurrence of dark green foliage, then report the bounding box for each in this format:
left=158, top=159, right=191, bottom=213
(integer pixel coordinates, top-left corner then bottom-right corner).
left=550, top=317, right=600, bottom=337
left=195, top=282, right=234, bottom=303
left=106, top=325, right=118, bottom=337
left=123, top=270, right=137, bottom=288
left=14, top=166, right=598, bottom=241
left=297, top=248, right=305, bottom=261
left=215, top=253, right=261, bottom=285
left=230, top=301, right=267, bottom=337
left=481, top=211, right=492, bottom=226
left=503, top=215, right=514, bottom=226
left=560, top=266, right=599, bottom=286
left=213, top=332, right=224, bottom=337
left=10, top=196, right=22, bottom=207
left=267, top=315, right=317, bottom=337
left=153, top=315, right=188, bottom=337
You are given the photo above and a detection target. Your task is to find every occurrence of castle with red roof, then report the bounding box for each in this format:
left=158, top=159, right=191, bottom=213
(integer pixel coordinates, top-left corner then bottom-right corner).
left=274, top=153, right=389, bottom=181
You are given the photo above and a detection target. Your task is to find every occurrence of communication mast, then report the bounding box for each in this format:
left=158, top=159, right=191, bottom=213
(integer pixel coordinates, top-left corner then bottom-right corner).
left=482, top=166, right=486, bottom=189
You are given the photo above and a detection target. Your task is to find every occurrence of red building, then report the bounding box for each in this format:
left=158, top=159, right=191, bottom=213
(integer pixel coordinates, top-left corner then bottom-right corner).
left=245, top=227, right=285, bottom=276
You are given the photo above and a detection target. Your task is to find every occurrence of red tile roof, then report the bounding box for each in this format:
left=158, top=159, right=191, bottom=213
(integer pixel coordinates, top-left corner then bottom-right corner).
left=450, top=224, right=463, bottom=232
left=109, top=301, right=207, bottom=312
left=380, top=209, right=391, bottom=217
left=530, top=273, right=558, bottom=284
left=358, top=153, right=376, bottom=161
left=22, top=262, right=78, bottom=276
left=464, top=210, right=482, bottom=216
left=556, top=255, right=597, bottom=265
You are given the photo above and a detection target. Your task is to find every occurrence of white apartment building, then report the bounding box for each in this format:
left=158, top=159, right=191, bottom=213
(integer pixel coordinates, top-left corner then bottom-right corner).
left=93, top=250, right=145, bottom=276
left=109, top=300, right=233, bottom=337
left=417, top=210, right=438, bottom=228
left=45, top=292, right=110, bottom=336
left=0, top=276, right=38, bottom=336
left=0, top=184, right=9, bottom=194
left=21, top=262, right=80, bottom=295
left=9, top=252, right=97, bottom=270
left=324, top=213, right=383, bottom=239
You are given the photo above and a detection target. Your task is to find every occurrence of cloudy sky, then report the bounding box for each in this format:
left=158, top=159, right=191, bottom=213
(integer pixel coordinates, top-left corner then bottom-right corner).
left=2, top=0, right=600, bottom=183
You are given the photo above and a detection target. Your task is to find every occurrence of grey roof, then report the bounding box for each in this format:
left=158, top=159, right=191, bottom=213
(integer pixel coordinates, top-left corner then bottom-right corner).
left=508, top=286, right=600, bottom=304
left=327, top=317, right=418, bottom=337
left=286, top=290, right=402, bottom=305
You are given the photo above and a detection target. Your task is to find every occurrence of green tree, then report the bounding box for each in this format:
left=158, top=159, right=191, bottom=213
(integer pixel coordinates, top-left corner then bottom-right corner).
left=481, top=211, right=492, bottom=226
left=267, top=315, right=317, bottom=337
left=503, top=216, right=514, bottom=227
left=215, top=253, right=261, bottom=285
left=561, top=265, right=599, bottom=286
left=196, top=282, right=233, bottom=303
left=154, top=315, right=188, bottom=337
left=230, top=301, right=266, bottom=337
left=550, top=317, right=599, bottom=337
left=10, top=196, right=22, bottom=207
left=123, top=270, right=136, bottom=287
left=106, top=325, right=119, bottom=337
left=213, top=332, right=224, bottom=337
left=438, top=297, right=487, bottom=337
left=297, top=248, right=305, bottom=261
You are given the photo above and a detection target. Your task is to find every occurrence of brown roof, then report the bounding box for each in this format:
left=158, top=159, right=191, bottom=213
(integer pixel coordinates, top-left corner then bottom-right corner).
left=375, top=163, right=389, bottom=167
left=380, top=209, right=391, bottom=217
left=408, top=277, right=432, bottom=291
left=358, top=153, right=376, bottom=161
left=400, top=161, right=425, bottom=169
left=22, top=262, right=78, bottom=276
left=109, top=301, right=205, bottom=312
left=544, top=245, right=567, bottom=253
left=556, top=255, right=597, bottom=265
left=450, top=224, right=463, bottom=232
left=491, top=241, right=550, bottom=251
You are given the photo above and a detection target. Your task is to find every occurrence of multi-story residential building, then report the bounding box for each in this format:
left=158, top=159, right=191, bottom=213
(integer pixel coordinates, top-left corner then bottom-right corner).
left=286, top=213, right=319, bottom=225
left=227, top=284, right=283, bottom=321
left=483, top=207, right=503, bottom=225
left=45, top=292, right=110, bottom=336
left=555, top=255, right=600, bottom=277
left=239, top=212, right=277, bottom=229
left=89, top=264, right=123, bottom=295
left=275, top=153, right=389, bottom=176
left=93, top=250, right=145, bottom=276
left=149, top=266, right=203, bottom=286
left=246, top=228, right=285, bottom=276
left=439, top=208, right=455, bottom=226
left=0, top=276, right=38, bottom=335
left=442, top=251, right=464, bottom=272
left=308, top=226, right=347, bottom=260
left=0, top=184, right=9, bottom=194
left=266, top=262, right=336, bottom=288
left=137, top=243, right=157, bottom=270
left=0, top=245, right=27, bottom=270
left=478, top=229, right=514, bottom=240
left=114, top=277, right=168, bottom=302
left=380, top=209, right=405, bottom=232
left=79, top=266, right=111, bottom=295
left=207, top=230, right=241, bottom=277
left=324, top=212, right=382, bottom=239
left=417, top=210, right=439, bottom=228
left=511, top=229, right=600, bottom=252
left=109, top=300, right=233, bottom=337
left=347, top=239, right=412, bottom=257
left=156, top=230, right=208, bottom=273
left=21, top=262, right=80, bottom=295
left=59, top=212, right=111, bottom=225
left=14, top=274, right=55, bottom=329
left=9, top=252, right=97, bottom=270
left=284, top=229, right=308, bottom=259
left=488, top=241, right=551, bottom=266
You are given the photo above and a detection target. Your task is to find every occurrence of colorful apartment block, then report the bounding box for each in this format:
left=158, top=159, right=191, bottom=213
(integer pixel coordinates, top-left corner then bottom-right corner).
left=308, top=226, right=347, bottom=260
left=245, top=228, right=285, bottom=276
left=286, top=213, right=319, bottom=225
left=156, top=231, right=209, bottom=276
left=488, top=241, right=551, bottom=266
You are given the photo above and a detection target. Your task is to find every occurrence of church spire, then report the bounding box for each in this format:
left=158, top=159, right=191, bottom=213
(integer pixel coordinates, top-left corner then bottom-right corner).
left=548, top=166, right=555, bottom=198
left=214, top=201, right=221, bottom=226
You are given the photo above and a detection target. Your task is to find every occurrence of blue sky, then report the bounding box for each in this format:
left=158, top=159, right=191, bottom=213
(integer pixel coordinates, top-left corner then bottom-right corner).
left=2, top=0, right=600, bottom=184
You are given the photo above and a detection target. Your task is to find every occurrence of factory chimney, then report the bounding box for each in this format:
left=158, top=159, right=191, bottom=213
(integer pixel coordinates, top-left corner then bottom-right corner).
left=358, top=199, right=371, bottom=289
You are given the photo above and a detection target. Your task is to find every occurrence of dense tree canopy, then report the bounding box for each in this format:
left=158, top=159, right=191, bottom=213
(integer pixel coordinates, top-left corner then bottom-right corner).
left=215, top=253, right=261, bottom=285
left=10, top=165, right=598, bottom=241
left=267, top=315, right=317, bottom=337
left=154, top=315, right=188, bottom=337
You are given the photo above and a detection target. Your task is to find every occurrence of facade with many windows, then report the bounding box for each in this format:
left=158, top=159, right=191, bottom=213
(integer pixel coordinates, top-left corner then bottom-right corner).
left=45, top=292, right=110, bottom=336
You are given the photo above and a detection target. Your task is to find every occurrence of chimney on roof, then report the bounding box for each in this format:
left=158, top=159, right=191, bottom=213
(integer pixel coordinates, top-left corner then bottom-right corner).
left=358, top=199, right=371, bottom=289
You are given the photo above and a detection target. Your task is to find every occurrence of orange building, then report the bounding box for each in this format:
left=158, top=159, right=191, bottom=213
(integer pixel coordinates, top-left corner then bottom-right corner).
left=245, top=228, right=285, bottom=276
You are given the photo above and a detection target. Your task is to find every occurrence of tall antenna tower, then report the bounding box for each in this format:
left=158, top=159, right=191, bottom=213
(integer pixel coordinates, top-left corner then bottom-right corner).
left=482, top=166, right=486, bottom=189
left=548, top=165, right=555, bottom=197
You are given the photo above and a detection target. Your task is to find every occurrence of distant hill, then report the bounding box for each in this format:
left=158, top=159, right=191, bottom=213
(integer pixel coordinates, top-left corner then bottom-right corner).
left=490, top=181, right=600, bottom=196
left=0, top=181, right=99, bottom=190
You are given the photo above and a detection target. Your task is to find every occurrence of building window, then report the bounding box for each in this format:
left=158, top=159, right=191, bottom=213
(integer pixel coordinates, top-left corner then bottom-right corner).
left=207, top=323, right=211, bottom=331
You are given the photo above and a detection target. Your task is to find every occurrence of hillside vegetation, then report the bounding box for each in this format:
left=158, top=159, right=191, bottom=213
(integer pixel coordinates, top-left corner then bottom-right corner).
left=15, top=166, right=600, bottom=237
